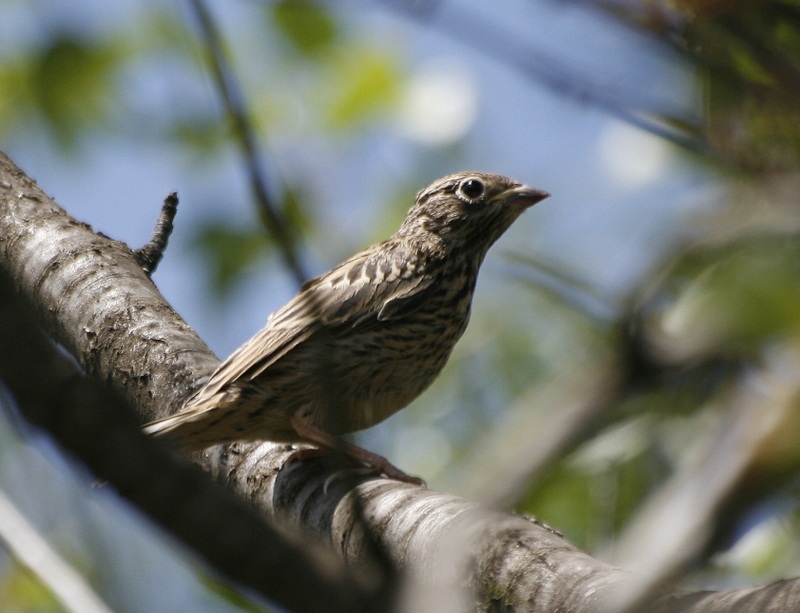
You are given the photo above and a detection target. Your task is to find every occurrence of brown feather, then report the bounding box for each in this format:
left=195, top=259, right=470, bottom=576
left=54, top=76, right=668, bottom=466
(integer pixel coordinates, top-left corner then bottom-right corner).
left=143, top=172, right=549, bottom=481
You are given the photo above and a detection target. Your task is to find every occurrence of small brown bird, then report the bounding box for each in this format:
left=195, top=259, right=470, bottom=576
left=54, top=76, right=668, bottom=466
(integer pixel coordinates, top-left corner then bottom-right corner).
left=145, top=172, right=548, bottom=483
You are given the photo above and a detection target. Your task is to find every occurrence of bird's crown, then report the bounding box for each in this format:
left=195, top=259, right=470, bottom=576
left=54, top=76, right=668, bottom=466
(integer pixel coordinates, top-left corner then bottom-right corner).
left=400, top=172, right=548, bottom=252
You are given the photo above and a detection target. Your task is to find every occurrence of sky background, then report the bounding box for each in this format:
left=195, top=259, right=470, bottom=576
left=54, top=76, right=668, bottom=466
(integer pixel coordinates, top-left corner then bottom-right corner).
left=3, top=0, right=768, bottom=610
left=4, top=0, right=710, bottom=362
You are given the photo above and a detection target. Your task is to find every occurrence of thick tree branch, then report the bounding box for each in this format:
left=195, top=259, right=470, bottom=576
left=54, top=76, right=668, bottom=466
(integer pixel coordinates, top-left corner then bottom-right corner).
left=0, top=154, right=215, bottom=422
left=3, top=151, right=800, bottom=611
left=0, top=170, right=379, bottom=613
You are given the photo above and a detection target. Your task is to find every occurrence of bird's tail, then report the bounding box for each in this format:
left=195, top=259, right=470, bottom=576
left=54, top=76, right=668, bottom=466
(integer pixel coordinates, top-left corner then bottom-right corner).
left=142, top=412, right=191, bottom=438
left=142, top=397, right=225, bottom=452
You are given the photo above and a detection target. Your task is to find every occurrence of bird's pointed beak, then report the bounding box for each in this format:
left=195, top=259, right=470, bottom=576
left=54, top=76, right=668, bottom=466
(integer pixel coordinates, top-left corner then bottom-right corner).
left=499, top=184, right=550, bottom=209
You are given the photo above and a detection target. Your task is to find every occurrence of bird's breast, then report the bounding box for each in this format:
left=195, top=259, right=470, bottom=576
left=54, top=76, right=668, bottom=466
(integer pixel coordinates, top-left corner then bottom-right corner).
left=320, top=275, right=476, bottom=433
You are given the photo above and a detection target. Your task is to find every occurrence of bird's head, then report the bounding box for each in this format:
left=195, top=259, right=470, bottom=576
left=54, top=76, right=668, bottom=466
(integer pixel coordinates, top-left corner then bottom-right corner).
left=400, top=172, right=549, bottom=257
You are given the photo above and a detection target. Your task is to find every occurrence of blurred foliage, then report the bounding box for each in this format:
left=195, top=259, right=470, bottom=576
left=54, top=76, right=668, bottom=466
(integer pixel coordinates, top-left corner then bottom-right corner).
left=193, top=183, right=311, bottom=297
left=2, top=0, right=800, bottom=609
left=596, top=0, right=800, bottom=170
left=514, top=225, right=800, bottom=548
left=500, top=1, right=800, bottom=564
left=32, top=36, right=118, bottom=143
left=276, top=181, right=312, bottom=241
left=169, top=116, right=228, bottom=162
left=0, top=562, right=62, bottom=613
left=271, top=0, right=338, bottom=57
left=192, top=222, right=270, bottom=297
left=269, top=0, right=400, bottom=130
left=0, top=33, right=122, bottom=149
left=318, top=47, right=401, bottom=130
left=525, top=439, right=666, bottom=549
left=637, top=234, right=800, bottom=361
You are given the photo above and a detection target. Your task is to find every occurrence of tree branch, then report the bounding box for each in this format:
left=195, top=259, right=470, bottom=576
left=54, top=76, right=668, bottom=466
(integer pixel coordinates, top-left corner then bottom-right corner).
left=187, top=0, right=308, bottom=286
left=0, top=165, right=381, bottom=613
left=3, top=151, right=800, bottom=611
left=134, top=191, right=179, bottom=275
left=379, top=0, right=713, bottom=157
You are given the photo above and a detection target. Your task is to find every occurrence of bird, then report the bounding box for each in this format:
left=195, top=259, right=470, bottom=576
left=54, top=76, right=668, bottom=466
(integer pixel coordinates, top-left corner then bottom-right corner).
left=144, top=172, right=549, bottom=484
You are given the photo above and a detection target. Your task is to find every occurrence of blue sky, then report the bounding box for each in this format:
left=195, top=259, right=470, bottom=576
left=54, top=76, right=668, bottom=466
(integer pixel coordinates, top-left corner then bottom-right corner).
left=4, top=0, right=712, bottom=357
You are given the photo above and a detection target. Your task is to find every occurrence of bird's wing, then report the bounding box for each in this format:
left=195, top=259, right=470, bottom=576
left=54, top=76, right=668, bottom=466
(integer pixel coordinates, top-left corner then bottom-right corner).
left=181, top=321, right=316, bottom=409
left=185, top=244, right=436, bottom=403
left=267, top=243, right=436, bottom=332
left=315, top=247, right=436, bottom=331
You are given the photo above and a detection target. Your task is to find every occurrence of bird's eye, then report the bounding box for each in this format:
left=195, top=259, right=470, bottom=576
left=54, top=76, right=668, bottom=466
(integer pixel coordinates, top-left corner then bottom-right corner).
left=460, top=178, right=484, bottom=200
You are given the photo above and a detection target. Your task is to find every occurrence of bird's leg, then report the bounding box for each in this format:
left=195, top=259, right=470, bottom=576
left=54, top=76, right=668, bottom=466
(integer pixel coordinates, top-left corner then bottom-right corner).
left=290, top=417, right=425, bottom=487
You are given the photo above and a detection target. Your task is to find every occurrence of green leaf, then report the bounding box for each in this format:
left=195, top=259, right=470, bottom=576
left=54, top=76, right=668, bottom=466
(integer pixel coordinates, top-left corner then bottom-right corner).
left=321, top=49, right=400, bottom=130
left=170, top=116, right=227, bottom=161
left=0, top=62, right=25, bottom=138
left=27, top=34, right=120, bottom=148
left=278, top=182, right=311, bottom=238
left=272, top=0, right=337, bottom=57
left=730, top=45, right=774, bottom=85
left=518, top=427, right=666, bottom=549
left=0, top=560, right=62, bottom=612
left=192, top=222, right=269, bottom=297
left=653, top=236, right=800, bottom=356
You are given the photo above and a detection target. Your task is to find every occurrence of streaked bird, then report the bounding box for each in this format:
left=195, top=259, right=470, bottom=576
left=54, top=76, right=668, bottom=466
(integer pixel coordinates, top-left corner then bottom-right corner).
left=144, top=172, right=549, bottom=483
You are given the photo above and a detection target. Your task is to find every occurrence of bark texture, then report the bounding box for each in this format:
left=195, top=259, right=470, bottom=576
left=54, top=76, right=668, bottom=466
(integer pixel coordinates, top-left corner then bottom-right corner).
left=2, top=151, right=799, bottom=612
left=0, top=156, right=216, bottom=421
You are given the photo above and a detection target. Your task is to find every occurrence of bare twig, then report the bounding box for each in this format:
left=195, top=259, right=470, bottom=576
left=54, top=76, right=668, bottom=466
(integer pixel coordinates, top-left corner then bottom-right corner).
left=379, top=0, right=712, bottom=156
left=187, top=0, right=308, bottom=286
left=134, top=192, right=179, bottom=275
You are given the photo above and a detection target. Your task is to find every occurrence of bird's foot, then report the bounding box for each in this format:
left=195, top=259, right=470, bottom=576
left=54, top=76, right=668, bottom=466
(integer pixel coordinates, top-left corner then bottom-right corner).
left=289, top=419, right=425, bottom=490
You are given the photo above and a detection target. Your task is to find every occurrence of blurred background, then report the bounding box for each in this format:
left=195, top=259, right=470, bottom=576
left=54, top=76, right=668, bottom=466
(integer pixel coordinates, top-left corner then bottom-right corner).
left=2, top=0, right=800, bottom=610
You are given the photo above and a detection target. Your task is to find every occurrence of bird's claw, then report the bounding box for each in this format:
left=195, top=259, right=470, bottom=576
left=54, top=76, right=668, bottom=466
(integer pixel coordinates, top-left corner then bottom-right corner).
left=288, top=445, right=426, bottom=492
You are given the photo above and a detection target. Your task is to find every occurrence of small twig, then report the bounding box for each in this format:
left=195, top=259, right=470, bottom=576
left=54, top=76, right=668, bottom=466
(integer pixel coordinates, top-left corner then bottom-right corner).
left=187, top=0, right=308, bottom=286
left=134, top=192, right=179, bottom=276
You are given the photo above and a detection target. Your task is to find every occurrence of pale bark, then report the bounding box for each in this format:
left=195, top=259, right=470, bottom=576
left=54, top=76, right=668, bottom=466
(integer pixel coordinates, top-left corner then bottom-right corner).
left=2, top=151, right=799, bottom=612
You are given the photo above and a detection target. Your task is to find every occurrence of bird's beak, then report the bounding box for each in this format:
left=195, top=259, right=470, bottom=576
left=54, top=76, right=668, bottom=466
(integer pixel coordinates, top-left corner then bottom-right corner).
left=498, top=184, right=550, bottom=208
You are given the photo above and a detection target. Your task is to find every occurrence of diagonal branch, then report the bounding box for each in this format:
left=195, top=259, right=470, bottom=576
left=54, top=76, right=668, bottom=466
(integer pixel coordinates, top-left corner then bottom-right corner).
left=379, top=0, right=712, bottom=157
left=0, top=182, right=378, bottom=613
left=187, top=0, right=308, bottom=286
left=0, top=488, right=113, bottom=613
left=3, top=151, right=800, bottom=611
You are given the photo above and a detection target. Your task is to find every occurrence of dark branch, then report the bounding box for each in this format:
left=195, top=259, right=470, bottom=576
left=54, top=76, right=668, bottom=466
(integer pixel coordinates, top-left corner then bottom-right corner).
left=6, top=154, right=800, bottom=611
left=380, top=0, right=713, bottom=157
left=134, top=192, right=179, bottom=275
left=0, top=269, right=381, bottom=613
left=187, top=0, right=308, bottom=286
